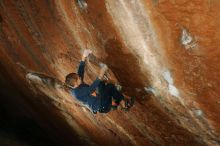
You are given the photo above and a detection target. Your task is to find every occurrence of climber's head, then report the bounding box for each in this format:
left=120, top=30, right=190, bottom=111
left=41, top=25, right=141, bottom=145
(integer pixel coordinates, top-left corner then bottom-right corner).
left=65, top=73, right=81, bottom=88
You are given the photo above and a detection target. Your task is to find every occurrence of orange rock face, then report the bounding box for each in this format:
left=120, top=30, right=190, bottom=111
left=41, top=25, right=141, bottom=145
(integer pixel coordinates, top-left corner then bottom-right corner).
left=0, top=0, right=219, bottom=145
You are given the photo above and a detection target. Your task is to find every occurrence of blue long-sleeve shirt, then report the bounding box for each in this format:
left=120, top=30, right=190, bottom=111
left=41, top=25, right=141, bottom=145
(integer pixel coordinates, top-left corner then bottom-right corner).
left=70, top=61, right=101, bottom=112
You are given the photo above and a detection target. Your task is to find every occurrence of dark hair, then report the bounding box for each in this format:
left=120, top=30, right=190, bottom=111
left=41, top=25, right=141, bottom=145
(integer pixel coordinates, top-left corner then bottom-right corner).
left=65, top=73, right=79, bottom=86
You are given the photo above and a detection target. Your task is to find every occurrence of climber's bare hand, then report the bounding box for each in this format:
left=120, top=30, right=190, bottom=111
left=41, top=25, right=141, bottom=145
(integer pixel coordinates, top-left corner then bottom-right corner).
left=98, top=64, right=108, bottom=80
left=82, top=49, right=92, bottom=61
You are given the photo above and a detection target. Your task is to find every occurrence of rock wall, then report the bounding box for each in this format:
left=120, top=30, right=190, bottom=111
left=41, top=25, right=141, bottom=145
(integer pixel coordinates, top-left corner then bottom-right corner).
left=0, top=0, right=219, bottom=145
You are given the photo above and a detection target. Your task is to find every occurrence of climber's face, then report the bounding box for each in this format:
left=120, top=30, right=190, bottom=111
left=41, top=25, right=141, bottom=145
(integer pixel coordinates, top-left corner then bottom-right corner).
left=75, top=76, right=82, bottom=86
left=70, top=75, right=81, bottom=88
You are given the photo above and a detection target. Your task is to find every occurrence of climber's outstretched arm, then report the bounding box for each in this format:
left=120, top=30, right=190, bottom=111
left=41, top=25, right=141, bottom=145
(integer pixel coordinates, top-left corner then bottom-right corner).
left=82, top=49, right=92, bottom=61
left=77, top=49, right=92, bottom=81
left=87, top=64, right=108, bottom=94
left=77, top=61, right=85, bottom=81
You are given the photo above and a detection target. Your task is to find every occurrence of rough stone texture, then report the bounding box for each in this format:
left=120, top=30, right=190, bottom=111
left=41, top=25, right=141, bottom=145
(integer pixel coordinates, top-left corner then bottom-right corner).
left=0, top=0, right=219, bottom=145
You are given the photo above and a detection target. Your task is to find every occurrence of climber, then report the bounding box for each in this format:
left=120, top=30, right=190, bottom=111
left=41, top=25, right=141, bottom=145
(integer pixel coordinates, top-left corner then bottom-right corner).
left=65, top=49, right=133, bottom=114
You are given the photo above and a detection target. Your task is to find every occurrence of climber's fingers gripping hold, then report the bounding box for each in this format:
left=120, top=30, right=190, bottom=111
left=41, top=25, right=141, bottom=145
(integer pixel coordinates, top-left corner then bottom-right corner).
left=99, top=63, right=108, bottom=80
left=83, top=49, right=92, bottom=58
left=82, top=49, right=92, bottom=61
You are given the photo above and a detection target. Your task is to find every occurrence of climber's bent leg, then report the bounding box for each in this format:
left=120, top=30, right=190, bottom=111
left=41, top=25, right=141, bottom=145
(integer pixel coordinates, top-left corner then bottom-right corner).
left=104, top=83, right=124, bottom=105
left=97, top=82, right=112, bottom=113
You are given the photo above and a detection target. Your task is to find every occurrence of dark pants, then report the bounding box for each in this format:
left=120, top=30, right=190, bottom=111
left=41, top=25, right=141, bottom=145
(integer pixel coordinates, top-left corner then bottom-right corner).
left=97, top=81, right=124, bottom=113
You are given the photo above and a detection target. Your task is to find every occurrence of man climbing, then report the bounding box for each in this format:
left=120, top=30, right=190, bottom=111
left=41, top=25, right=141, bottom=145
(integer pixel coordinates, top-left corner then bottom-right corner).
left=65, top=49, right=133, bottom=114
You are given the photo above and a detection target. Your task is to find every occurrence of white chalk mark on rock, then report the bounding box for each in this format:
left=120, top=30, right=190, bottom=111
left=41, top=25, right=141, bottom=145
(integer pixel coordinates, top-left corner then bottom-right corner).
left=193, top=109, right=204, bottom=117
left=26, top=73, right=42, bottom=83
left=181, top=28, right=193, bottom=46
left=163, top=71, right=173, bottom=84
left=181, top=28, right=198, bottom=50
left=168, top=84, right=180, bottom=97
left=77, top=0, right=88, bottom=10
left=163, top=70, right=180, bottom=98
left=144, top=87, right=159, bottom=96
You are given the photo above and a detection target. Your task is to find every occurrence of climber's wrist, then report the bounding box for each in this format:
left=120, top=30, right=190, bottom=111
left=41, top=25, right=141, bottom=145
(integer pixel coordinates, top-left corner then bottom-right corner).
left=98, top=72, right=104, bottom=80
left=82, top=56, right=86, bottom=61
left=82, top=49, right=92, bottom=61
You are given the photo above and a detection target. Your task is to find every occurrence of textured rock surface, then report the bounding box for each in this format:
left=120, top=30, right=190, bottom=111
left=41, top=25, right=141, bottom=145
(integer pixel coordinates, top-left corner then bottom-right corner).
left=0, top=0, right=220, bottom=145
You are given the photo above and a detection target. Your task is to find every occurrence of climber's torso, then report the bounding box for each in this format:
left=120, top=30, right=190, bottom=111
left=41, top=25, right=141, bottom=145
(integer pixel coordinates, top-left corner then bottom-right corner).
left=71, top=83, right=101, bottom=111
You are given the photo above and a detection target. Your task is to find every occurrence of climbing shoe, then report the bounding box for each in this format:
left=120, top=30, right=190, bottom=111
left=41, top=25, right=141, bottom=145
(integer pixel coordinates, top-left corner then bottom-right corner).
left=121, top=96, right=135, bottom=111
left=111, top=100, right=118, bottom=111
left=111, top=105, right=118, bottom=111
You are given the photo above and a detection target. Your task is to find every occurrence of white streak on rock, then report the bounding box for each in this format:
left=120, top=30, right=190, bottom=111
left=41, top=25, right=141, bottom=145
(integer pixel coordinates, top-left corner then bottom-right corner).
left=163, top=70, right=180, bottom=98
left=168, top=84, right=180, bottom=97
left=163, top=71, right=173, bottom=85
left=26, top=73, right=42, bottom=82
left=144, top=87, right=159, bottom=96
